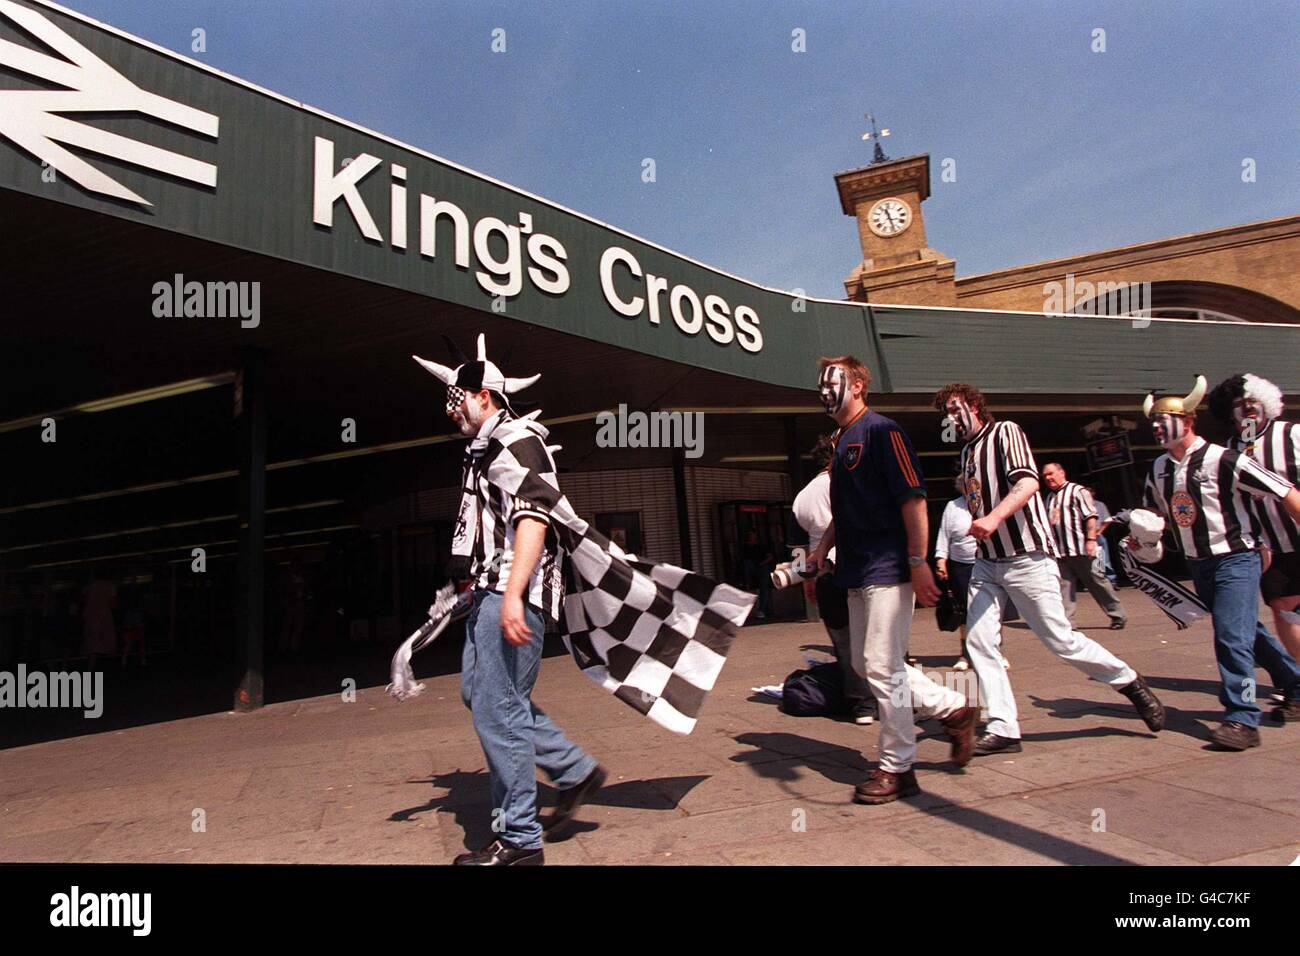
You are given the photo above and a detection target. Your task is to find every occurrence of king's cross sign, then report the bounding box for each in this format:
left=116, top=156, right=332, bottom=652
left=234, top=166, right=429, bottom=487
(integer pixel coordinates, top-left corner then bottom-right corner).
left=0, top=0, right=218, bottom=206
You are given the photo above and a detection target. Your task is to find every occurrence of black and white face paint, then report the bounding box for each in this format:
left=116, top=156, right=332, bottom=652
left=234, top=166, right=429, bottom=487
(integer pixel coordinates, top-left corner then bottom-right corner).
left=446, top=385, right=466, bottom=418
left=943, top=399, right=976, bottom=442
left=819, top=365, right=849, bottom=416
left=1232, top=398, right=1264, bottom=441
left=447, top=385, right=490, bottom=437
left=1151, top=413, right=1186, bottom=448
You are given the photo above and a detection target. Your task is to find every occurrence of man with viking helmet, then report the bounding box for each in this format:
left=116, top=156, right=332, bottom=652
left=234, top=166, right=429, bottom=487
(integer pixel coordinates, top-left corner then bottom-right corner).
left=1137, top=376, right=1300, bottom=747
left=1207, top=373, right=1300, bottom=674
left=412, top=334, right=606, bottom=864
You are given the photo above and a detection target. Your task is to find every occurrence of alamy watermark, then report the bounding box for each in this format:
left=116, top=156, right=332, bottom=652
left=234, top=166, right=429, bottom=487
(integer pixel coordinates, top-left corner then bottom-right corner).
left=890, top=667, right=983, bottom=713
left=1, top=665, right=103, bottom=718
left=50, top=886, right=150, bottom=936
left=152, top=273, right=260, bottom=328
left=1043, top=273, right=1153, bottom=328
left=595, top=404, right=703, bottom=459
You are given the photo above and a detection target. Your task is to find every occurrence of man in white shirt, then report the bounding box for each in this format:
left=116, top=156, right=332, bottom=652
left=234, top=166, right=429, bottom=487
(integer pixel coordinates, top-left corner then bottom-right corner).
left=792, top=435, right=874, bottom=723
left=936, top=474, right=1011, bottom=672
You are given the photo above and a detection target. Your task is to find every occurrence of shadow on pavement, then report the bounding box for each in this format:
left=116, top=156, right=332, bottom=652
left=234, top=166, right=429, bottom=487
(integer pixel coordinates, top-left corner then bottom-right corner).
left=392, top=769, right=711, bottom=849
left=728, top=730, right=1148, bottom=864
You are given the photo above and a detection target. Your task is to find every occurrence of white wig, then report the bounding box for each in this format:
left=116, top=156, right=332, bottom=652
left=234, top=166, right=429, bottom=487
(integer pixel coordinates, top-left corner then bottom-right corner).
left=1243, top=373, right=1284, bottom=421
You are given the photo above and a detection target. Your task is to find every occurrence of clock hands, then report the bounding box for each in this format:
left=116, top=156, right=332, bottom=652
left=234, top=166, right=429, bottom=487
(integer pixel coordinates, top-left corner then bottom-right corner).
left=870, top=199, right=909, bottom=236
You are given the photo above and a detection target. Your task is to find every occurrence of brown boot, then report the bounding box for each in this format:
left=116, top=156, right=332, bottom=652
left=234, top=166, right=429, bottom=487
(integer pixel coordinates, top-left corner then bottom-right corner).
left=1118, top=674, right=1165, bottom=732
left=1208, top=721, right=1260, bottom=751
left=853, top=768, right=921, bottom=805
left=940, top=705, right=979, bottom=767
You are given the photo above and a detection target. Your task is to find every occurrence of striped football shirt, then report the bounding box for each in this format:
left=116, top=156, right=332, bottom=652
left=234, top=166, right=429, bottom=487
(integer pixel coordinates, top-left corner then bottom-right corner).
left=960, top=419, right=1058, bottom=560
left=1046, top=481, right=1097, bottom=557
left=1230, top=419, right=1300, bottom=553
left=1143, top=436, right=1295, bottom=560
left=460, top=409, right=564, bottom=622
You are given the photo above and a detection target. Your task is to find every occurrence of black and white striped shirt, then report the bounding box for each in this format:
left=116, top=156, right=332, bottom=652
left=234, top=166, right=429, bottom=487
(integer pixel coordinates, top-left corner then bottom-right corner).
left=1230, top=419, right=1300, bottom=553
left=460, top=410, right=564, bottom=622
left=1143, top=436, right=1295, bottom=560
left=1046, top=481, right=1097, bottom=557
left=960, top=420, right=1058, bottom=560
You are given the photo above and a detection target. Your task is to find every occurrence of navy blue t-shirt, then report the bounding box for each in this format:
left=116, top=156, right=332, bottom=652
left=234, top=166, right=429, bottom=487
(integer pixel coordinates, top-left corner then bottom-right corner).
left=829, top=409, right=926, bottom=588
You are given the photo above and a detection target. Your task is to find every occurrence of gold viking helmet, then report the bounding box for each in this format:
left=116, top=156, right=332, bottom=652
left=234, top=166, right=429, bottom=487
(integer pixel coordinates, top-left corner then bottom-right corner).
left=1142, top=375, right=1207, bottom=419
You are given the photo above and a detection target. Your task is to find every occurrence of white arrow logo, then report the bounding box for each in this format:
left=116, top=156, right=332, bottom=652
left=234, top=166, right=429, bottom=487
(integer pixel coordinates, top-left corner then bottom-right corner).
left=0, top=0, right=218, bottom=206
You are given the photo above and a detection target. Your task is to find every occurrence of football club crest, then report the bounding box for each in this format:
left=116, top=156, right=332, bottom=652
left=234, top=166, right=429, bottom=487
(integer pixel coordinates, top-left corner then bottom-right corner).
left=842, top=443, right=863, bottom=470
left=1170, top=490, right=1198, bottom=528
left=966, top=477, right=983, bottom=515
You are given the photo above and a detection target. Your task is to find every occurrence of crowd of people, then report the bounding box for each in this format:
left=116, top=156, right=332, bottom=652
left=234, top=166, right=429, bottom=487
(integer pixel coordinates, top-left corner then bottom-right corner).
left=793, top=359, right=1300, bottom=802
left=403, top=332, right=1300, bottom=864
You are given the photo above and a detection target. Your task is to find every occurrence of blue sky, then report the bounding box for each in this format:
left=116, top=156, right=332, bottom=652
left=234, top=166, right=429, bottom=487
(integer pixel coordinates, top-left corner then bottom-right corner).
left=65, top=0, right=1300, bottom=299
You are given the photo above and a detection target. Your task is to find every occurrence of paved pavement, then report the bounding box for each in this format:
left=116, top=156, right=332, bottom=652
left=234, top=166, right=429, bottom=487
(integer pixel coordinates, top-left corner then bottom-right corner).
left=2, top=597, right=1298, bottom=865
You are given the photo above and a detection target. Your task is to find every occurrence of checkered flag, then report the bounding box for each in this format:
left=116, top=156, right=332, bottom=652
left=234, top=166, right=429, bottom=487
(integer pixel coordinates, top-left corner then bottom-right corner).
left=556, top=525, right=754, bottom=735
left=476, top=413, right=756, bottom=734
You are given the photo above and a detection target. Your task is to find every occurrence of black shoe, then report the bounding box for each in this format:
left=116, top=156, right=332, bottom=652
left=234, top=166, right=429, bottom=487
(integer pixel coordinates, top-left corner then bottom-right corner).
left=1208, top=721, right=1260, bottom=751
left=849, top=703, right=876, bottom=725
left=452, top=839, right=544, bottom=866
left=541, top=764, right=607, bottom=840
left=1273, top=699, right=1300, bottom=723
left=1118, top=673, right=1165, bottom=732
left=972, top=732, right=1023, bottom=756
left=1109, top=619, right=1127, bottom=630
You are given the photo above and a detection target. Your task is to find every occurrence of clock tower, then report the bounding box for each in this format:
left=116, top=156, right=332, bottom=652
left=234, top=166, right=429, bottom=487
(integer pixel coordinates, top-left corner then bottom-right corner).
left=835, top=153, right=957, bottom=306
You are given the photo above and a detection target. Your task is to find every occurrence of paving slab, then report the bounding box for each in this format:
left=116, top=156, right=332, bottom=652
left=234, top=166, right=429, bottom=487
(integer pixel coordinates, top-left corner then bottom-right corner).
left=887, top=795, right=1199, bottom=865
left=1018, top=777, right=1300, bottom=863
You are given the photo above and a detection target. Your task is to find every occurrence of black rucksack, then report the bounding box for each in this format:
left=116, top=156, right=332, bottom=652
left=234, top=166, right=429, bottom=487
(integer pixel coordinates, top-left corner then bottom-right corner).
left=779, top=662, right=845, bottom=717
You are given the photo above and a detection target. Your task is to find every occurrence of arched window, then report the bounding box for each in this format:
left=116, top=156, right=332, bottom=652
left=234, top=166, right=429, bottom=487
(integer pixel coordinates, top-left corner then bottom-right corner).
left=1072, top=280, right=1300, bottom=325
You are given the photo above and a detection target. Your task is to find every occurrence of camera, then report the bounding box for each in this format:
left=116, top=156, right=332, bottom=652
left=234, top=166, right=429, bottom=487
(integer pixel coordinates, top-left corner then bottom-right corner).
left=770, top=557, right=833, bottom=589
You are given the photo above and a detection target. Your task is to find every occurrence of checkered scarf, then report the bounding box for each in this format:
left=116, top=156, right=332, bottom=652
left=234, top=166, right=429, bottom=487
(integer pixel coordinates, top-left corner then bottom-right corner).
left=454, top=410, right=755, bottom=734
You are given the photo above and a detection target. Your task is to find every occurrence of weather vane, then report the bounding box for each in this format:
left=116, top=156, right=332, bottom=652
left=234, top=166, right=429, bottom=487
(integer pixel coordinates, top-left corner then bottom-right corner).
left=861, top=113, right=891, bottom=165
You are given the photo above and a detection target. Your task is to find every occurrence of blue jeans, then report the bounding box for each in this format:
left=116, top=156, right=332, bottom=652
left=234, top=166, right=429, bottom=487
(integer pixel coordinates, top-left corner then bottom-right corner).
left=1097, top=536, right=1117, bottom=584
left=1186, top=550, right=1300, bottom=727
left=460, top=589, right=596, bottom=849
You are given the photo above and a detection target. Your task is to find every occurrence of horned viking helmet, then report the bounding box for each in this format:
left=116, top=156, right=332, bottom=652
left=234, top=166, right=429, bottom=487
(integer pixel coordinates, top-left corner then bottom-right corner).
left=412, top=333, right=540, bottom=412
left=1142, top=375, right=1207, bottom=419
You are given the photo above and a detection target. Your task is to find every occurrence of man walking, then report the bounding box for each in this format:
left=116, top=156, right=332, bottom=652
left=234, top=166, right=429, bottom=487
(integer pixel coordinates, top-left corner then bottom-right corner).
left=933, top=383, right=1165, bottom=756
left=415, top=335, right=605, bottom=865
left=810, top=356, right=978, bottom=804
left=1042, top=462, right=1126, bottom=629
left=1140, top=377, right=1300, bottom=746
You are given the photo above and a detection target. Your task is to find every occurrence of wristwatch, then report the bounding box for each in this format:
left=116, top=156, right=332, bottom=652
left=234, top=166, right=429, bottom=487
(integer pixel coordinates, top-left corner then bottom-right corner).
left=908, top=555, right=926, bottom=568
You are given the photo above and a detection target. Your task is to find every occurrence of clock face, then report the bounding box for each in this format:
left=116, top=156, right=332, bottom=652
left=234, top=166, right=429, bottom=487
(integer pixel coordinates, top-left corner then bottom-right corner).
left=868, top=198, right=912, bottom=237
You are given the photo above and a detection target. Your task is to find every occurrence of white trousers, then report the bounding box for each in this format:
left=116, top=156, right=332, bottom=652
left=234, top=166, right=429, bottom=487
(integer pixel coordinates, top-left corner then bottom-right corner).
left=847, top=582, right=966, bottom=772
left=967, top=552, right=1136, bottom=739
